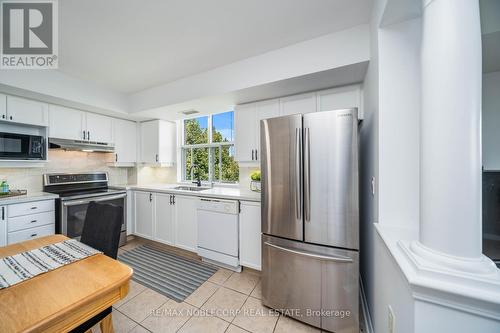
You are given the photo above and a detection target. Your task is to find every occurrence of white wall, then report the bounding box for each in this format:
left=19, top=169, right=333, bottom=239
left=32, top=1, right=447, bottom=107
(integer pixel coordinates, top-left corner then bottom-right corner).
left=482, top=71, right=500, bottom=170
left=415, top=300, right=500, bottom=333
left=129, top=24, right=370, bottom=113
left=372, top=231, right=415, bottom=333
left=0, top=70, right=130, bottom=117
left=361, top=1, right=422, bottom=332
left=359, top=0, right=382, bottom=329
left=378, top=18, right=421, bottom=229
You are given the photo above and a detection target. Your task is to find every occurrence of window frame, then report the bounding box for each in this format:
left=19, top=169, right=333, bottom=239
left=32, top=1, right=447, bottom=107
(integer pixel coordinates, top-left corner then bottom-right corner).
left=180, top=111, right=237, bottom=184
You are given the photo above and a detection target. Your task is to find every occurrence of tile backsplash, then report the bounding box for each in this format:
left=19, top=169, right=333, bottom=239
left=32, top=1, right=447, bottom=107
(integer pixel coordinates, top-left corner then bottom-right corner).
left=133, top=166, right=177, bottom=185
left=0, top=150, right=260, bottom=193
left=0, top=150, right=130, bottom=193
left=239, top=166, right=260, bottom=190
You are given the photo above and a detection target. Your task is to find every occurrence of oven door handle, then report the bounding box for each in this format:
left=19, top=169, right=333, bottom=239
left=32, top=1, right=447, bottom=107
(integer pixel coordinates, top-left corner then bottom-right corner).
left=62, top=193, right=127, bottom=206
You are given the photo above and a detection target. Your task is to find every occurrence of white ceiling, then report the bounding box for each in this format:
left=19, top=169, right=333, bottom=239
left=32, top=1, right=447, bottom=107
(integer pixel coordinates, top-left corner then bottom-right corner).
left=58, top=0, right=372, bottom=94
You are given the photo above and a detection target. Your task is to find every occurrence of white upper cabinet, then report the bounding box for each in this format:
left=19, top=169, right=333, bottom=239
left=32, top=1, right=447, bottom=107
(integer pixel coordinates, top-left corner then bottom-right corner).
left=235, top=99, right=279, bottom=164
left=113, top=118, right=137, bottom=165
left=48, top=105, right=114, bottom=143
left=280, top=92, right=316, bottom=116
left=85, top=112, right=113, bottom=143
left=255, top=99, right=279, bottom=161
left=140, top=121, right=158, bottom=164
left=317, top=85, right=362, bottom=117
left=234, top=103, right=257, bottom=163
left=0, top=94, right=6, bottom=121
left=49, top=105, right=85, bottom=140
left=5, top=96, right=49, bottom=127
left=140, top=120, right=176, bottom=165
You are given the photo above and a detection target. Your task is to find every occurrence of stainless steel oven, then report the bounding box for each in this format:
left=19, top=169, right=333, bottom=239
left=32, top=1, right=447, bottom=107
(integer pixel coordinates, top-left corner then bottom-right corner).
left=60, top=192, right=127, bottom=246
left=43, top=172, right=127, bottom=247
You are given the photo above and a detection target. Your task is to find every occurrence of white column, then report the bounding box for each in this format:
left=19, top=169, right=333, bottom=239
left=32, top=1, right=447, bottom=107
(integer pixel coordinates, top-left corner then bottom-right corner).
left=419, top=0, right=482, bottom=259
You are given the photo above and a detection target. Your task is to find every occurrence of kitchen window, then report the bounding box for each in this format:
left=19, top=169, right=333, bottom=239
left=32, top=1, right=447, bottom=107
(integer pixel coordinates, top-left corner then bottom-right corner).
left=181, top=111, right=239, bottom=184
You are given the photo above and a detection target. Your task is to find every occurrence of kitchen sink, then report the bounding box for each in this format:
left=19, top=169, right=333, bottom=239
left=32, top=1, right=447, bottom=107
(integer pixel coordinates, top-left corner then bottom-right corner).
left=173, top=186, right=209, bottom=192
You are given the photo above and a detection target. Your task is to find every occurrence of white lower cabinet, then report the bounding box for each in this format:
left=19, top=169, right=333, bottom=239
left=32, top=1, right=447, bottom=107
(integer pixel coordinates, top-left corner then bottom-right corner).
left=4, top=199, right=55, bottom=245
left=126, top=189, right=135, bottom=235
left=0, top=206, right=6, bottom=247
left=133, top=190, right=261, bottom=263
left=154, top=193, right=175, bottom=245
left=133, top=191, right=198, bottom=252
left=134, top=191, right=154, bottom=239
left=239, top=201, right=261, bottom=270
left=174, top=195, right=198, bottom=252
left=8, top=224, right=54, bottom=244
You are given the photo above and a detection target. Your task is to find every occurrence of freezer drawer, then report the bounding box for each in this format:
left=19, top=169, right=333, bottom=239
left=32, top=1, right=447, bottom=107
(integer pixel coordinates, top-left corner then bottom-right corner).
left=262, top=235, right=359, bottom=333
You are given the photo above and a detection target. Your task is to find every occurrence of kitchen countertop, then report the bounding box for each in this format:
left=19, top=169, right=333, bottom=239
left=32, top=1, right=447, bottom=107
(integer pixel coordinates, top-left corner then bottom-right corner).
left=0, top=192, right=59, bottom=205
left=110, top=184, right=261, bottom=202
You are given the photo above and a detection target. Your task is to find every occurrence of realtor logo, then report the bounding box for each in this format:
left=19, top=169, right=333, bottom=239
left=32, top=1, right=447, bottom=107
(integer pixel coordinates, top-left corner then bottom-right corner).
left=1, top=0, right=58, bottom=69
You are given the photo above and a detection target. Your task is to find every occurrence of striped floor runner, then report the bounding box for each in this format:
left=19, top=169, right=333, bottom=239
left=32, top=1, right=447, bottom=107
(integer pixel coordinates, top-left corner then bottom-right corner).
left=118, top=244, right=217, bottom=302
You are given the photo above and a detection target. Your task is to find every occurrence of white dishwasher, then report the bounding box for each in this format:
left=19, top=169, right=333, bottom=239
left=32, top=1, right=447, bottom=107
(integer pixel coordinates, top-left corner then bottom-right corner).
left=197, top=198, right=241, bottom=271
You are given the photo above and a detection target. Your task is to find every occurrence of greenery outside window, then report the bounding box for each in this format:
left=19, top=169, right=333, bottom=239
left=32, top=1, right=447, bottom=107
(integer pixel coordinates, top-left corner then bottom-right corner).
left=182, top=111, right=239, bottom=183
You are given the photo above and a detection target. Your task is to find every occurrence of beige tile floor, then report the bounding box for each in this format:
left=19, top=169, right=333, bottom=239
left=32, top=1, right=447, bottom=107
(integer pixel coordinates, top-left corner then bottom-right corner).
left=92, top=238, right=346, bottom=333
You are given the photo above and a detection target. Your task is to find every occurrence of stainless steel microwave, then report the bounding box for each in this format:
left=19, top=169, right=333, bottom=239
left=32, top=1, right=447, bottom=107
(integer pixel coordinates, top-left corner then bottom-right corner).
left=0, top=132, right=45, bottom=160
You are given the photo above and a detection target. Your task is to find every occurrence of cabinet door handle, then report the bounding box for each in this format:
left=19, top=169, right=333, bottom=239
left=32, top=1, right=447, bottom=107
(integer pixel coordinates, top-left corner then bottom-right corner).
left=115, top=154, right=118, bottom=162
left=31, top=207, right=37, bottom=210
left=30, top=220, right=37, bottom=223
left=172, top=195, right=175, bottom=205
left=169, top=195, right=172, bottom=205
left=87, top=131, right=90, bottom=140
left=251, top=149, right=254, bottom=161
left=155, top=154, right=159, bottom=162
left=1, top=207, right=4, bottom=220
left=1, top=114, right=5, bottom=119
left=30, top=233, right=38, bottom=237
left=83, top=130, right=86, bottom=140
left=255, top=149, right=258, bottom=160
left=149, top=193, right=152, bottom=202
left=9, top=116, right=12, bottom=120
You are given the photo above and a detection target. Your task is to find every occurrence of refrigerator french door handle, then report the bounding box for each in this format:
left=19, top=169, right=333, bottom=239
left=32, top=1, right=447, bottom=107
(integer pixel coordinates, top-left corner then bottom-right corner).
left=264, top=242, right=353, bottom=263
left=304, top=127, right=311, bottom=222
left=295, top=128, right=302, bottom=219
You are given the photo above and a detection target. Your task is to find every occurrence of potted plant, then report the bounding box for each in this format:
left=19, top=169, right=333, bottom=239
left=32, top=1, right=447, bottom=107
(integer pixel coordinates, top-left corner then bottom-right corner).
left=250, top=170, right=261, bottom=192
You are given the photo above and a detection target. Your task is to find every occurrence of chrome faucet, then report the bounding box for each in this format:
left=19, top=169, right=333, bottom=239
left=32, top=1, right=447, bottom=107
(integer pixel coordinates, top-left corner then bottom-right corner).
left=189, top=164, right=202, bottom=187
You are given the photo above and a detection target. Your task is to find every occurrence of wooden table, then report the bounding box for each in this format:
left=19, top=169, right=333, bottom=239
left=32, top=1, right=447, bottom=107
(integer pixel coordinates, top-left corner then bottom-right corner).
left=0, top=235, right=133, bottom=333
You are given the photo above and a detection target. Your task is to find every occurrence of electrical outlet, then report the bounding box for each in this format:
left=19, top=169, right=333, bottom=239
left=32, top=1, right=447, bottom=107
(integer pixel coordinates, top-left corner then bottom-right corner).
left=388, top=305, right=396, bottom=333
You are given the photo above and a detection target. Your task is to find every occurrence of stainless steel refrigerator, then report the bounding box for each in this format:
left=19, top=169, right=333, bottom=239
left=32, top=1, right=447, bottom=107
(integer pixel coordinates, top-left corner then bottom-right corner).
left=261, top=108, right=359, bottom=333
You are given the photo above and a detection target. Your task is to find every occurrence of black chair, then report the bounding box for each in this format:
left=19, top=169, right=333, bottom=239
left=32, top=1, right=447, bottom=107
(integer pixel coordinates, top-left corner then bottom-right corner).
left=70, top=201, right=123, bottom=333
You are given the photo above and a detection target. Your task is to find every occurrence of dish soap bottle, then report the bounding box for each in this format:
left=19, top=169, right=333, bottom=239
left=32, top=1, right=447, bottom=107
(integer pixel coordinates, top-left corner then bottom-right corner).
left=1, top=180, right=9, bottom=194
